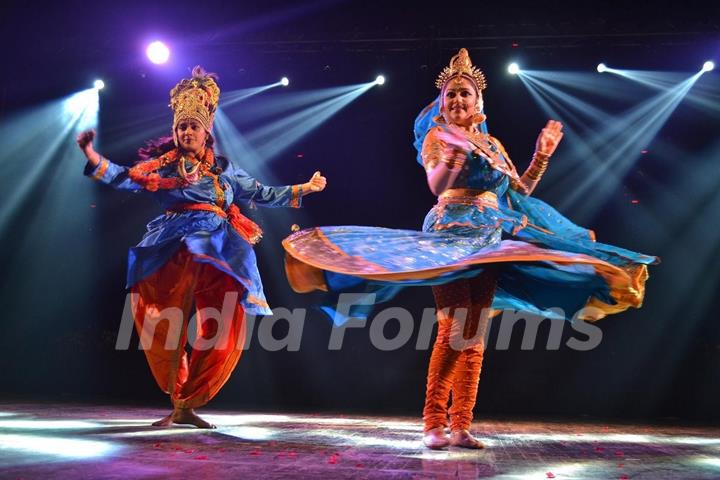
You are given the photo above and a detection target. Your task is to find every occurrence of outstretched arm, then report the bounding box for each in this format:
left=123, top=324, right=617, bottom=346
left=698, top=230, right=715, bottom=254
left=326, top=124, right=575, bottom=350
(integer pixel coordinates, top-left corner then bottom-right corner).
left=232, top=168, right=327, bottom=208
left=76, top=129, right=143, bottom=191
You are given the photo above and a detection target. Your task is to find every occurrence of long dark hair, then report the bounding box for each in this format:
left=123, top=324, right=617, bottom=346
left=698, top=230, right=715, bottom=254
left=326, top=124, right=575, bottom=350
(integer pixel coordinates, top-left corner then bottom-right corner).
left=137, top=133, right=215, bottom=161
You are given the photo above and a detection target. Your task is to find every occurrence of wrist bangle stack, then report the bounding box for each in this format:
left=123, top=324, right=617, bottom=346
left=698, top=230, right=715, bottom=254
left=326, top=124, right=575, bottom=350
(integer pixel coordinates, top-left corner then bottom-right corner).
left=525, top=151, right=550, bottom=181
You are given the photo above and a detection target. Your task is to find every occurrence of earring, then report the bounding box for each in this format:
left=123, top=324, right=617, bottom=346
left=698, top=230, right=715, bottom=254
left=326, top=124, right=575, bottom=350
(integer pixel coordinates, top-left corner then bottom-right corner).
left=471, top=104, right=485, bottom=124
left=432, top=114, right=447, bottom=125
left=471, top=112, right=486, bottom=124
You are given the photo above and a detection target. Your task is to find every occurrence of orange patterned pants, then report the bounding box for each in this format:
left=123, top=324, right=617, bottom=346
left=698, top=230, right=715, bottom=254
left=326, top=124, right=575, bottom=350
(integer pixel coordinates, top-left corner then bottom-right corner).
left=130, top=247, right=246, bottom=409
left=423, top=268, right=498, bottom=432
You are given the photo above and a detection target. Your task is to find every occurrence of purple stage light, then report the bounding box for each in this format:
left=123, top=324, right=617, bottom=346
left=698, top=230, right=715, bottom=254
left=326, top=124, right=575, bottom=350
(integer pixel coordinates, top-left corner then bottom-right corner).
left=146, top=41, right=170, bottom=64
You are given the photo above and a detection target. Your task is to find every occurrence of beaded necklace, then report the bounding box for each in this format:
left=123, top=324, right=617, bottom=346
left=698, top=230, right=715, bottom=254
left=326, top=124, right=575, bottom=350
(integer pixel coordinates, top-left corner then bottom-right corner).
left=128, top=148, right=216, bottom=192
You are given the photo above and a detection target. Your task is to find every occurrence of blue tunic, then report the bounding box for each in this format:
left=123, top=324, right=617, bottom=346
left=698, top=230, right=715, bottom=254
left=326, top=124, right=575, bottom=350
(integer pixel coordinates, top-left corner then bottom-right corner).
left=86, top=155, right=301, bottom=315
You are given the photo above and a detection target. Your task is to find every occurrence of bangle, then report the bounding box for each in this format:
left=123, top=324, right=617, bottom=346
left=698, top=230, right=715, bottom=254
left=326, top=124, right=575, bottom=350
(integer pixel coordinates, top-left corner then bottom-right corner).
left=525, top=152, right=550, bottom=181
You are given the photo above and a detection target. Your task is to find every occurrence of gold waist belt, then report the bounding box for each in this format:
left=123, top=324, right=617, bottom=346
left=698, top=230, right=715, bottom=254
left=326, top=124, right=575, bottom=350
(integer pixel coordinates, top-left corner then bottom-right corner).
left=438, top=188, right=498, bottom=208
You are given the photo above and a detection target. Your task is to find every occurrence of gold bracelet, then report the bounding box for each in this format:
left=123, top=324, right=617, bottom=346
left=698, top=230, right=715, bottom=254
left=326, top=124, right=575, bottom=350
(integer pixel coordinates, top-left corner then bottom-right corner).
left=524, top=152, right=550, bottom=180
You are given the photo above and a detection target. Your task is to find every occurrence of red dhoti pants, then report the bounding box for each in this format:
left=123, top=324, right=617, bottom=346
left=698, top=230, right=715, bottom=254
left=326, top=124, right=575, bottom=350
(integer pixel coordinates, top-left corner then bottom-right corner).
left=423, top=268, right=498, bottom=432
left=130, top=247, right=246, bottom=409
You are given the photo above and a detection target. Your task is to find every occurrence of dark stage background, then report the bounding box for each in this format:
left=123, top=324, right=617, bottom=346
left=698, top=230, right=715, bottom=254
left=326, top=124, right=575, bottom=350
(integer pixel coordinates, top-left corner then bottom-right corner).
left=1, top=1, right=719, bottom=421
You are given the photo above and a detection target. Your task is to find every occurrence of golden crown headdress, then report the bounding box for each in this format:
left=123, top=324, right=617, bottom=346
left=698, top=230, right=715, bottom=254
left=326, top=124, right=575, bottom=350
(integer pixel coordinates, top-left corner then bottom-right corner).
left=435, top=48, right=487, bottom=91
left=169, top=66, right=220, bottom=136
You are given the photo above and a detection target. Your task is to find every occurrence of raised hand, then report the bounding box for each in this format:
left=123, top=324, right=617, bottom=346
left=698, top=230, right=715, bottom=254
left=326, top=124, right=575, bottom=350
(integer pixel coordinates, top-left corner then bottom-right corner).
left=535, top=120, right=564, bottom=156
left=305, top=171, right=327, bottom=193
left=77, top=129, right=96, bottom=153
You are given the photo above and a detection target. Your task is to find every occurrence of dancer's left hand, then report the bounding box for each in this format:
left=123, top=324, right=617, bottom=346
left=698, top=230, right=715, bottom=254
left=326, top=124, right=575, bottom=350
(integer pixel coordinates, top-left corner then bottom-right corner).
left=304, top=171, right=327, bottom=193
left=535, top=120, right=564, bottom=156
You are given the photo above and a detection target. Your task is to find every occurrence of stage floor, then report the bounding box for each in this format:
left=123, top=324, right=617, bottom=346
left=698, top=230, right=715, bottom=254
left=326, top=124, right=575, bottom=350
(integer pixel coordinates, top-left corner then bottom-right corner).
left=0, top=403, right=718, bottom=479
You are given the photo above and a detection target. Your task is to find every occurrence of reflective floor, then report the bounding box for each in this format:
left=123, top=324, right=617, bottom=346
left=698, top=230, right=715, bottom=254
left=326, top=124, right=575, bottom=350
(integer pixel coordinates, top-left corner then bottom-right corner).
left=0, top=403, right=719, bottom=479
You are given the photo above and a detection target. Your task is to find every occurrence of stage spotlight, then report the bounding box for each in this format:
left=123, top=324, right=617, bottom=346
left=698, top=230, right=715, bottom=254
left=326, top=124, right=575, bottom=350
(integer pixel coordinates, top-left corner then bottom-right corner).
left=597, top=63, right=607, bottom=73
left=508, top=63, right=520, bottom=75
left=702, top=61, right=715, bottom=72
left=375, top=75, right=386, bottom=85
left=93, top=80, right=105, bottom=90
left=146, top=41, right=170, bottom=64
left=281, top=77, right=290, bottom=86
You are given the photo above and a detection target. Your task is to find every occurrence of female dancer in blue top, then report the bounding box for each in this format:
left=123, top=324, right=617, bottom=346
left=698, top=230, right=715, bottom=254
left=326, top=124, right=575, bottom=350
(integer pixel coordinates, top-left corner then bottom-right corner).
left=283, top=49, right=657, bottom=448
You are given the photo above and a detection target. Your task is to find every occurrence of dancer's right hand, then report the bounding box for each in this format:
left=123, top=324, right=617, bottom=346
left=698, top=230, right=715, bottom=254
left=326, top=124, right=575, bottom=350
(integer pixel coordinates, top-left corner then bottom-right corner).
left=436, top=127, right=472, bottom=153
left=436, top=128, right=472, bottom=169
left=76, top=129, right=101, bottom=167
left=76, top=129, right=96, bottom=153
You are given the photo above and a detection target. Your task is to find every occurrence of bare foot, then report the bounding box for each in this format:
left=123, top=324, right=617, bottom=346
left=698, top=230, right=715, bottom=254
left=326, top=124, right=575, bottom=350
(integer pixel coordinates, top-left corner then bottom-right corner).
left=152, top=412, right=174, bottom=427
left=450, top=429, right=484, bottom=449
left=151, top=408, right=216, bottom=429
left=171, top=408, right=216, bottom=429
left=423, top=427, right=450, bottom=449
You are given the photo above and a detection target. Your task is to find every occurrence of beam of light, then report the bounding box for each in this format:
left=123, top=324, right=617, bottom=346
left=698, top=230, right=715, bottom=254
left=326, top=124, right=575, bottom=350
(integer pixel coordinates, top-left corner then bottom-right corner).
left=214, top=109, right=270, bottom=178
left=220, top=84, right=283, bottom=108
left=245, top=82, right=375, bottom=163
left=146, top=41, right=170, bottom=64
left=519, top=69, right=703, bottom=219
left=519, top=74, right=585, bottom=126
left=580, top=74, right=697, bottom=153
left=108, top=428, right=219, bottom=438
left=281, top=76, right=290, bottom=86
left=495, top=432, right=720, bottom=445
left=222, top=84, right=367, bottom=120
left=375, top=75, right=385, bottom=85
left=0, top=420, right=103, bottom=430
left=516, top=71, right=639, bottom=211
left=203, top=413, right=369, bottom=426
left=0, top=89, right=99, bottom=231
left=518, top=70, right=642, bottom=102
left=308, top=428, right=421, bottom=449
left=0, top=88, right=103, bottom=354
left=508, top=63, right=520, bottom=75
left=374, top=421, right=423, bottom=432
left=695, top=456, right=720, bottom=469
left=516, top=73, right=598, bottom=197
left=99, top=101, right=171, bottom=152
left=604, top=68, right=690, bottom=91
left=214, top=108, right=316, bottom=295
left=597, top=63, right=607, bottom=73
left=214, top=104, right=300, bottom=251
left=93, top=79, right=105, bottom=90
left=219, top=426, right=276, bottom=440
left=557, top=72, right=702, bottom=217
left=73, top=88, right=100, bottom=132
left=680, top=75, right=720, bottom=115
left=0, top=434, right=118, bottom=459
left=403, top=449, right=497, bottom=460
left=520, top=72, right=614, bottom=126
left=703, top=61, right=715, bottom=72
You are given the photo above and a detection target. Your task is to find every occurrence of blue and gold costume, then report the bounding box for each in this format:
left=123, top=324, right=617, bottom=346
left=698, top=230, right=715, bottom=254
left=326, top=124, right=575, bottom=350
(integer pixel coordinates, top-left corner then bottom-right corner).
left=86, top=155, right=301, bottom=316
left=84, top=66, right=304, bottom=412
left=282, top=49, right=657, bottom=446
left=283, top=66, right=656, bottom=324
